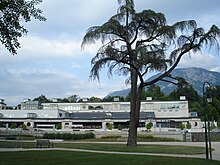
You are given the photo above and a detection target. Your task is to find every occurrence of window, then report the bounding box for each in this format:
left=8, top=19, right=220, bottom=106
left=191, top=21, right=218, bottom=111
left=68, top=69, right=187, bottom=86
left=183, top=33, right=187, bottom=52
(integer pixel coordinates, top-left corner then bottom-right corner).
left=27, top=113, right=37, bottom=118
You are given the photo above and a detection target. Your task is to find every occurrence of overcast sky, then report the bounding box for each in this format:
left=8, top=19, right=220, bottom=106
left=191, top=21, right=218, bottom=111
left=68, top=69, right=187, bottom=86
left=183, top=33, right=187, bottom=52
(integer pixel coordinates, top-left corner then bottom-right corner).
left=1, top=0, right=220, bottom=105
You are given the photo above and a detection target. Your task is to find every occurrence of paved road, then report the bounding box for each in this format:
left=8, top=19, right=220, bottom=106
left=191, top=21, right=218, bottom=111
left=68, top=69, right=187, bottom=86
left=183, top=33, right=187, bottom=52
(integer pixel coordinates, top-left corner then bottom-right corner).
left=0, top=141, right=219, bottom=161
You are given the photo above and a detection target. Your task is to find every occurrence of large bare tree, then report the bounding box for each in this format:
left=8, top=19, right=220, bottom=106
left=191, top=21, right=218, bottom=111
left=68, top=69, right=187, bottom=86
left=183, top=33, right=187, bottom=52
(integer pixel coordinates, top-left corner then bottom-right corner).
left=82, top=0, right=220, bottom=147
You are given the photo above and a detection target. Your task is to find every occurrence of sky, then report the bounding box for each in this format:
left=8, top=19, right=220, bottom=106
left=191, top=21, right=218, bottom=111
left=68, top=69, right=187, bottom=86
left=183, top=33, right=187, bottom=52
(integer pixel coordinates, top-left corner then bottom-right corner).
left=0, top=0, right=220, bottom=106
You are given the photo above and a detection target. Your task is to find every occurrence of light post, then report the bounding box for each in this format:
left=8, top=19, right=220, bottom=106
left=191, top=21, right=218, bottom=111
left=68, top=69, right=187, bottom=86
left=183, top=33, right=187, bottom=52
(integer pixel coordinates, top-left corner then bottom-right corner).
left=203, top=82, right=213, bottom=160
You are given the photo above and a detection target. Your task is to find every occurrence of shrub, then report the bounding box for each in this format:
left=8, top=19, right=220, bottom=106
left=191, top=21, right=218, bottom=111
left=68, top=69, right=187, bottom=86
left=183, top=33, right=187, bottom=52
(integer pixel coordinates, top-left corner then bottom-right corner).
left=101, top=135, right=121, bottom=139
left=138, top=135, right=154, bottom=139
left=186, top=122, right=192, bottom=129
left=56, top=123, right=62, bottom=130
left=146, top=122, right=153, bottom=131
left=106, top=123, right=113, bottom=130
left=117, top=124, right=123, bottom=131
left=43, top=132, right=95, bottom=140
left=179, top=123, right=185, bottom=130
left=22, top=124, right=28, bottom=130
left=10, top=123, right=17, bottom=129
left=217, top=120, right=220, bottom=128
left=43, top=133, right=56, bottom=139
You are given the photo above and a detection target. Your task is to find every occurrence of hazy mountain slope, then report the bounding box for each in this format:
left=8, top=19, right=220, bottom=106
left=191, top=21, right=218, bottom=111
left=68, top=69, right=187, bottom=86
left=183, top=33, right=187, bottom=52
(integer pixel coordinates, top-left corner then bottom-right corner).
left=106, top=67, right=220, bottom=97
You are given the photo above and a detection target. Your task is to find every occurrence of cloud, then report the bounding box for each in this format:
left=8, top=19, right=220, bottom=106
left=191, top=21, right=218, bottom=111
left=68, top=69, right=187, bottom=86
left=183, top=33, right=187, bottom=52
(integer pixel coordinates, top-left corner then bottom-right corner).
left=178, top=53, right=219, bottom=71
left=1, top=0, right=220, bottom=106
left=0, top=34, right=101, bottom=68
left=19, top=36, right=80, bottom=57
left=211, top=67, right=220, bottom=73
left=0, top=67, right=127, bottom=105
left=27, top=0, right=118, bottom=37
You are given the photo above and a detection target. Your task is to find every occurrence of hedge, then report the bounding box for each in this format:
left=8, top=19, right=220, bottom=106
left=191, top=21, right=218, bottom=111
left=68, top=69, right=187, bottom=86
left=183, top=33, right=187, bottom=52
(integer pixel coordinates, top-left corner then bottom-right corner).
left=43, top=132, right=95, bottom=140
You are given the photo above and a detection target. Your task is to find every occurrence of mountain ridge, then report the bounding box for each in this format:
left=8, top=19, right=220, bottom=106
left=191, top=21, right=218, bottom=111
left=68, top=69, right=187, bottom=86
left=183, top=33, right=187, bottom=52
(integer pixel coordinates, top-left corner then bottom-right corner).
left=106, top=67, right=220, bottom=97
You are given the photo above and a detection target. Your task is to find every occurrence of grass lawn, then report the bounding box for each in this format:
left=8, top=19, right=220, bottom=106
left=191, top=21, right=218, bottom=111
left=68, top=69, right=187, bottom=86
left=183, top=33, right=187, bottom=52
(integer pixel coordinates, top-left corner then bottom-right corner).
left=0, top=141, right=206, bottom=155
left=0, top=151, right=219, bottom=165
left=54, top=143, right=206, bottom=155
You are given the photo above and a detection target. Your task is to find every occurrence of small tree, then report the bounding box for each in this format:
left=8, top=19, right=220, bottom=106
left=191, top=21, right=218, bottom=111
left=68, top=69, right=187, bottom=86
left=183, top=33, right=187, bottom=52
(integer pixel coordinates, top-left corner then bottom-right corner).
left=106, top=123, right=113, bottom=130
left=146, top=122, right=153, bottom=131
left=33, top=95, right=51, bottom=103
left=22, top=124, right=28, bottom=130
left=56, top=123, right=62, bottom=130
left=179, top=123, right=185, bottom=130
left=186, top=122, right=192, bottom=129
left=10, top=123, right=17, bottom=129
left=118, top=124, right=123, bottom=131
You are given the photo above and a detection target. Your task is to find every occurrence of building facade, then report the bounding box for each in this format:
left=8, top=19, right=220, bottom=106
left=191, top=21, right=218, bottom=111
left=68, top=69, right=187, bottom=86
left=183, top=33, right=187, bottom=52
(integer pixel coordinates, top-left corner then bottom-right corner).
left=0, top=98, right=203, bottom=132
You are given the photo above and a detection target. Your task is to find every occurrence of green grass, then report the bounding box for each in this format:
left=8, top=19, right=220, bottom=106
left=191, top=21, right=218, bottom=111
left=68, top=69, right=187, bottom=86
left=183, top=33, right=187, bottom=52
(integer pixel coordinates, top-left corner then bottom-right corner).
left=0, top=151, right=219, bottom=165
left=0, top=141, right=206, bottom=155
left=54, top=143, right=206, bottom=155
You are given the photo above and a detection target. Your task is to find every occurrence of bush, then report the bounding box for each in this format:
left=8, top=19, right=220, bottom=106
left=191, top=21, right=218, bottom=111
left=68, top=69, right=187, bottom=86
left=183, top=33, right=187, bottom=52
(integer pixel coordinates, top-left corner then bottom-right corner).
left=186, top=122, right=192, bottom=129
left=22, top=124, right=28, bottom=130
left=217, top=120, right=220, bottom=128
left=117, top=124, right=123, bottom=131
left=146, top=122, right=153, bottom=131
left=56, top=123, right=62, bottom=130
left=43, top=132, right=95, bottom=140
left=101, top=135, right=121, bottom=139
left=106, top=123, right=113, bottom=130
left=43, top=133, right=56, bottom=139
left=10, top=123, right=17, bottom=129
left=179, top=123, right=185, bottom=130
left=138, top=135, right=154, bottom=139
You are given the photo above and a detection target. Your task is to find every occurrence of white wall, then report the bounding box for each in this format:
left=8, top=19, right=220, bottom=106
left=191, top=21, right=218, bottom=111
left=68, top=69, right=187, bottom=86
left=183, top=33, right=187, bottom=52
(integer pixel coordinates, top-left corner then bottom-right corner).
left=0, top=110, right=65, bottom=118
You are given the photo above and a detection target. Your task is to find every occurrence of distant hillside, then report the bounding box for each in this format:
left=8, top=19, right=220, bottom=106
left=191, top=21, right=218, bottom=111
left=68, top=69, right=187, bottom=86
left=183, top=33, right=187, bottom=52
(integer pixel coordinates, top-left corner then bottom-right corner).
left=106, top=67, right=220, bottom=97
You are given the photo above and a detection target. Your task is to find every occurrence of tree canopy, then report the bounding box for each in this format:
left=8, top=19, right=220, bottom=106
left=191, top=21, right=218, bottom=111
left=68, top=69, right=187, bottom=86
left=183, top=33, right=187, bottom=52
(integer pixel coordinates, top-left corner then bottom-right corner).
left=0, top=0, right=46, bottom=54
left=82, top=0, right=220, bottom=147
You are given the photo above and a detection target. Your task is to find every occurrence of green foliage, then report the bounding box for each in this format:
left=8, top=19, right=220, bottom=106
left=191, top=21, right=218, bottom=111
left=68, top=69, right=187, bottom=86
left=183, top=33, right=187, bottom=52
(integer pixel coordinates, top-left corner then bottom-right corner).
left=186, top=122, right=192, bottom=129
left=56, top=123, right=62, bottom=130
left=33, top=95, right=51, bottom=103
left=89, top=96, right=102, bottom=102
left=169, top=83, right=200, bottom=102
left=0, top=0, right=46, bottom=54
left=146, top=122, right=153, bottom=130
left=137, top=135, right=179, bottom=142
left=126, top=85, right=168, bottom=101
left=106, top=123, right=113, bottom=130
left=22, top=124, right=28, bottom=130
left=117, top=124, right=123, bottom=130
left=43, top=132, right=95, bottom=140
left=82, top=0, right=220, bottom=146
left=67, top=95, right=80, bottom=102
left=100, top=135, right=121, bottom=139
left=10, top=123, right=17, bottom=129
left=206, top=104, right=218, bottom=121
left=217, top=120, right=220, bottom=128
left=179, top=123, right=185, bottom=130
left=102, top=96, right=124, bottom=102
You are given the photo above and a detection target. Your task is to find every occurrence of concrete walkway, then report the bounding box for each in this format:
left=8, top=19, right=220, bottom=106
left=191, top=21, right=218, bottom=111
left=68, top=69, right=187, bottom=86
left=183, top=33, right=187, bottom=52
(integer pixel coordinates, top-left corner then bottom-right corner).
left=0, top=141, right=219, bottom=161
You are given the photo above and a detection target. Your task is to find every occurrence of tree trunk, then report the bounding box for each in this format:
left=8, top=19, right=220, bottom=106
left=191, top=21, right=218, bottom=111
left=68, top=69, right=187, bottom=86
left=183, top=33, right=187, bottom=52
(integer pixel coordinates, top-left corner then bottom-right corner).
left=127, top=68, right=138, bottom=147
left=127, top=74, right=144, bottom=147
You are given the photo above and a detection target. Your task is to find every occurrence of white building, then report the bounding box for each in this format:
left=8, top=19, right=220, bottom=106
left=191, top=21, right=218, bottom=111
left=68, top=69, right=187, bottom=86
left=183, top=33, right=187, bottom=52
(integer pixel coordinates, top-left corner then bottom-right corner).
left=0, top=98, right=203, bottom=132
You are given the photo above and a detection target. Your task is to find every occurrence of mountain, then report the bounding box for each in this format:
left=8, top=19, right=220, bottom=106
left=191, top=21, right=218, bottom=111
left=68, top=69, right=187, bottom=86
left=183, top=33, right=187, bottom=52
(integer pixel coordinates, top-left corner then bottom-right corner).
left=106, top=67, right=220, bottom=97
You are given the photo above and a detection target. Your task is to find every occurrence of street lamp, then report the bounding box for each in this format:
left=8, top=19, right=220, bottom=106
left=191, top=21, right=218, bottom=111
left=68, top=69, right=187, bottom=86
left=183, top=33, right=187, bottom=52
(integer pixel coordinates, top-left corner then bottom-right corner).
left=203, top=82, right=213, bottom=160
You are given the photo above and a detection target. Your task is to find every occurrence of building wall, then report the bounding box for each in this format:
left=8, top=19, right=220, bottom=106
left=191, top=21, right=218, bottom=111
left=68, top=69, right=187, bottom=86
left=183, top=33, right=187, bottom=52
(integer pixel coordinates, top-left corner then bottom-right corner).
left=0, top=100, right=203, bottom=132
left=42, top=100, right=189, bottom=119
